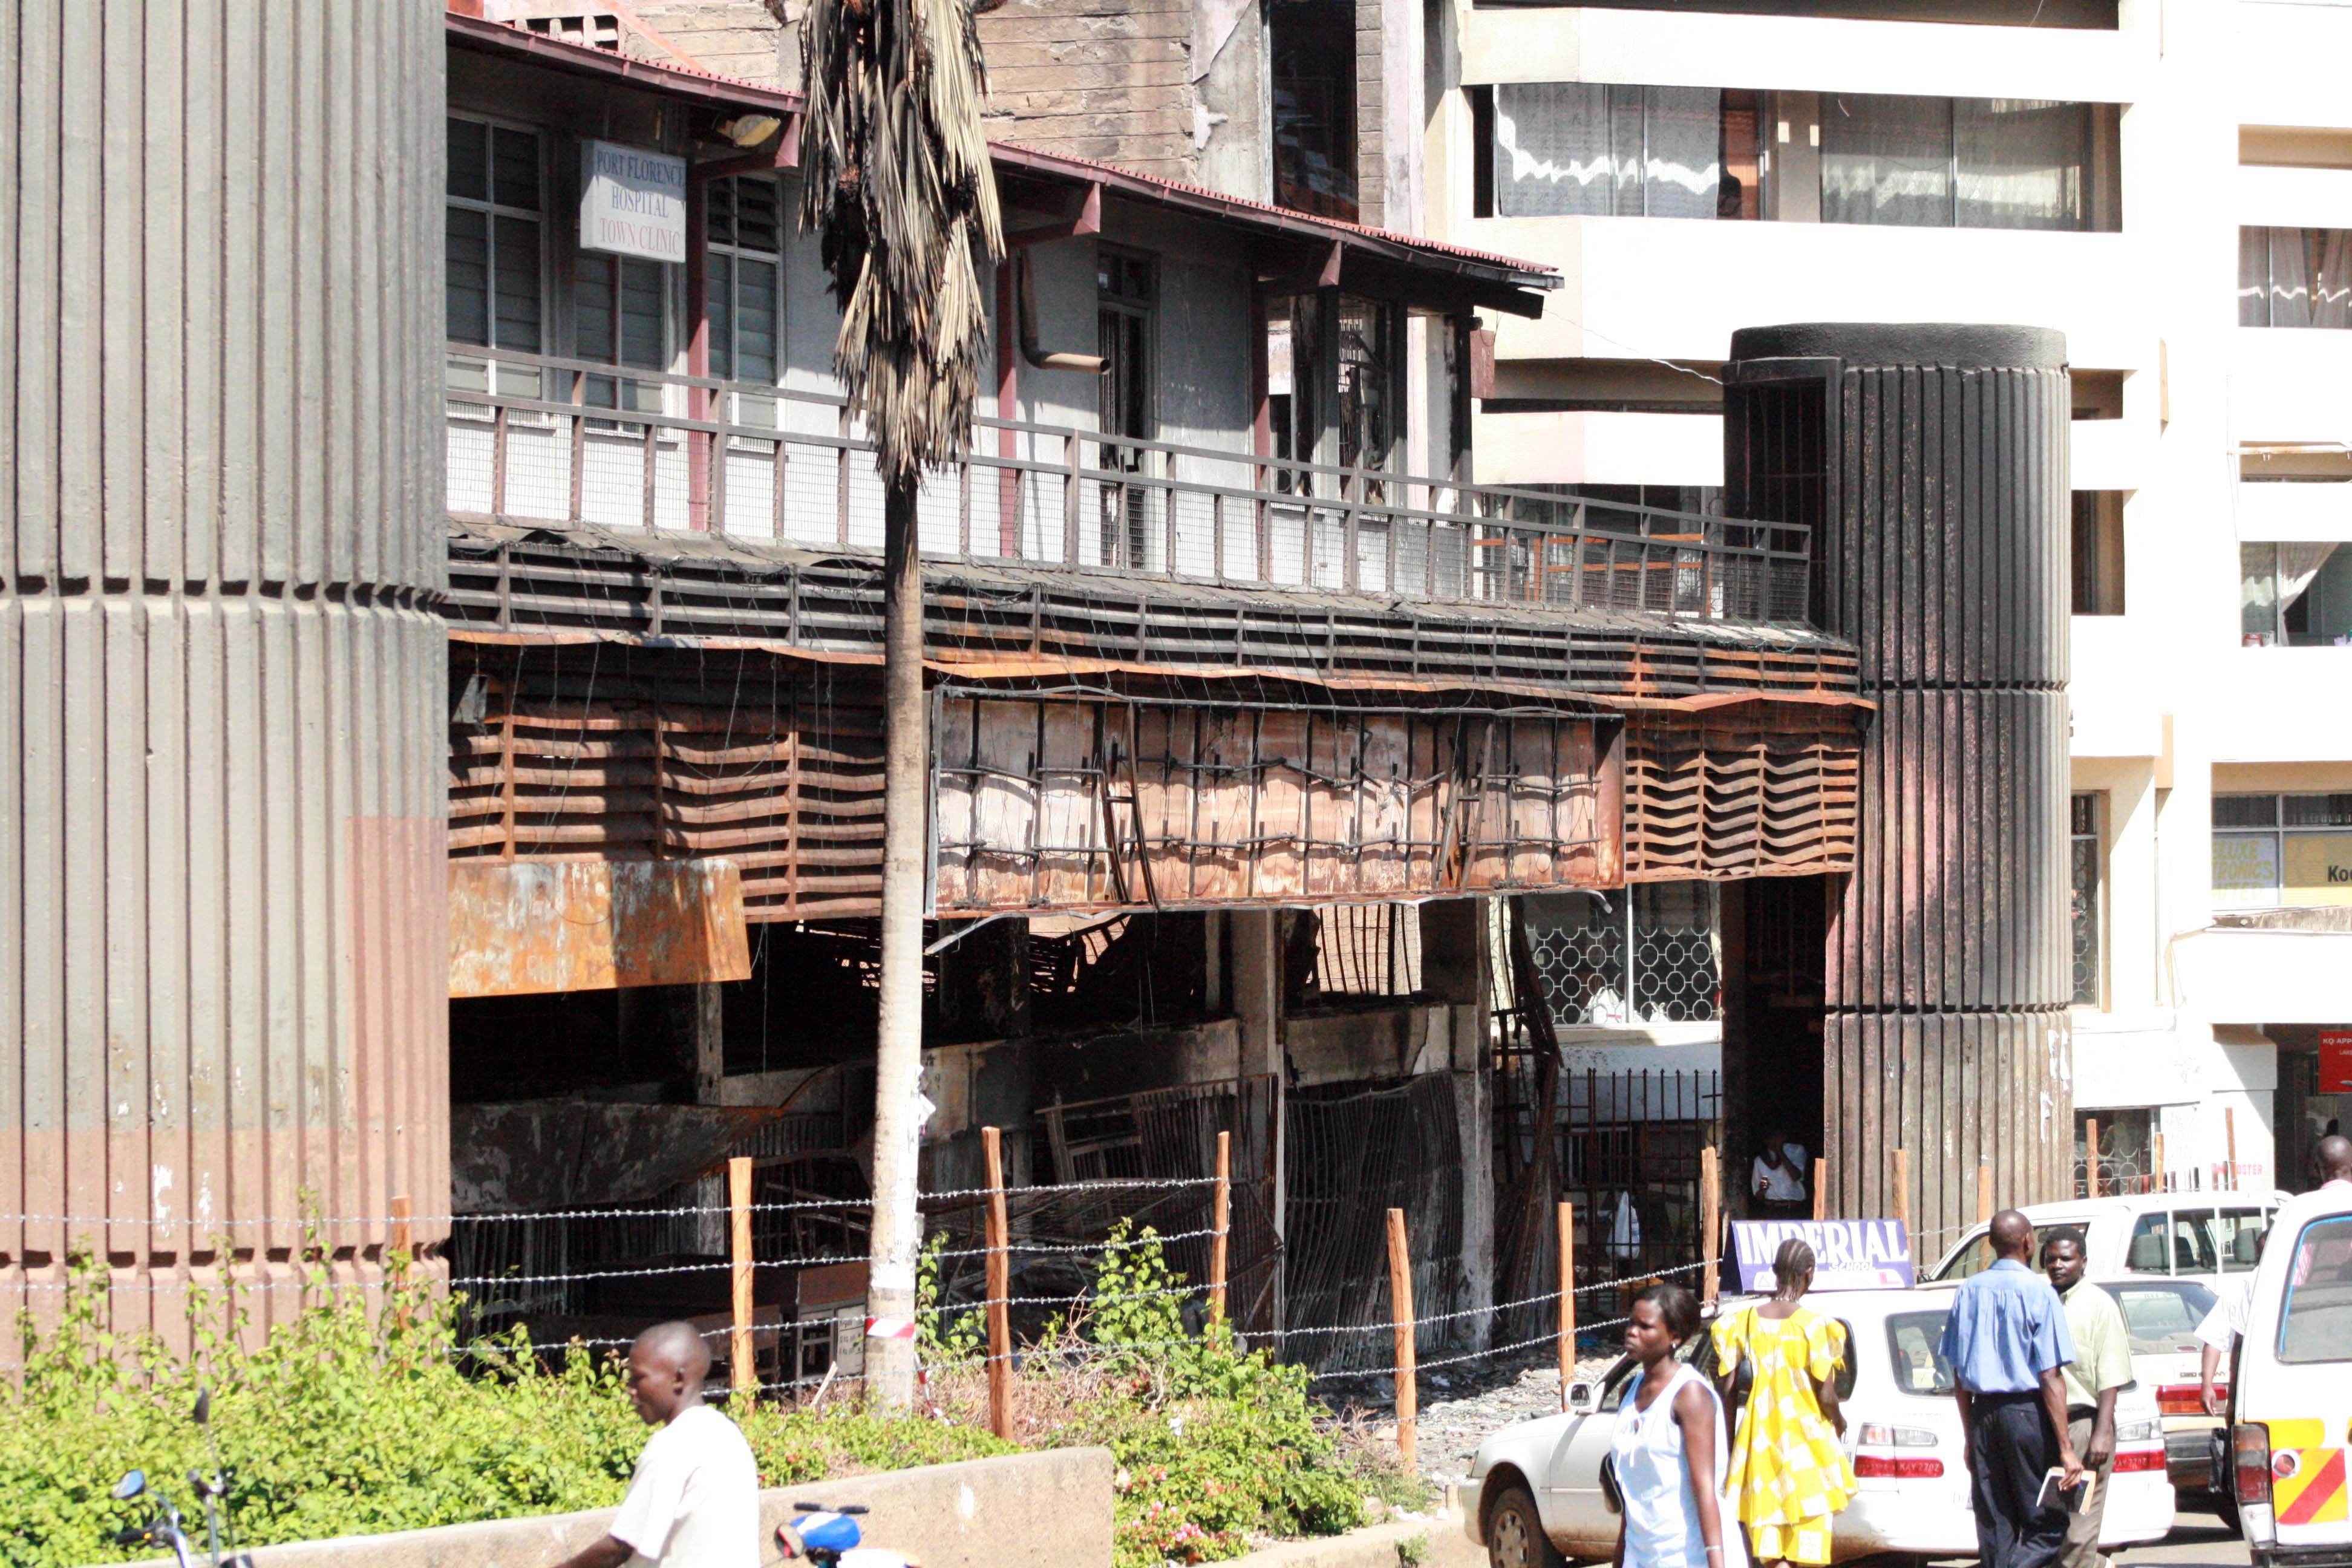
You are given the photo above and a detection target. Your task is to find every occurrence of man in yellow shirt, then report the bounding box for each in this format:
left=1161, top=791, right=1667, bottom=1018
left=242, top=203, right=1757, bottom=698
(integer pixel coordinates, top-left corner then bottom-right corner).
left=2040, top=1229, right=2135, bottom=1568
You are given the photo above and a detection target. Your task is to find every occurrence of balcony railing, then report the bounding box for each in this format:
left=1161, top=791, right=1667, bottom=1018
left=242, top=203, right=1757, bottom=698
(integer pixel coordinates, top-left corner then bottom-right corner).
left=446, top=345, right=1811, bottom=623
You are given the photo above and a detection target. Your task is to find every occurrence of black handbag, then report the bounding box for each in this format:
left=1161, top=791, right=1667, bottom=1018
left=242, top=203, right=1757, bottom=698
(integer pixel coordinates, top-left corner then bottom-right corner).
left=1600, top=1452, right=1623, bottom=1515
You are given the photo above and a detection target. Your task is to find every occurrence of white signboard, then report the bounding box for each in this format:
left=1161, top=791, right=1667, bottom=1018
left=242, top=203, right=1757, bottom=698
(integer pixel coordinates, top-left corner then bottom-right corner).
left=580, top=140, right=687, bottom=264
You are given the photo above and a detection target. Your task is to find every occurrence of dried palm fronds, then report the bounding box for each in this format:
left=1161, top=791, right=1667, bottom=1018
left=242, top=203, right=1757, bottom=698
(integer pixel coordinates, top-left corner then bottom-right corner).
left=799, top=0, right=1004, bottom=490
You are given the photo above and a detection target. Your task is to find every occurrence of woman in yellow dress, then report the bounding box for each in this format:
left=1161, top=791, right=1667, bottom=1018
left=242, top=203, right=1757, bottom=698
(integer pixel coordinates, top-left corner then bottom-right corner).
left=1710, top=1239, right=1856, bottom=1568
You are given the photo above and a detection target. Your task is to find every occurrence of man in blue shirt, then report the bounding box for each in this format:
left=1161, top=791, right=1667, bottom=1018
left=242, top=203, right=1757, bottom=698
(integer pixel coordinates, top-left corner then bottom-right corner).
left=1938, top=1210, right=2086, bottom=1568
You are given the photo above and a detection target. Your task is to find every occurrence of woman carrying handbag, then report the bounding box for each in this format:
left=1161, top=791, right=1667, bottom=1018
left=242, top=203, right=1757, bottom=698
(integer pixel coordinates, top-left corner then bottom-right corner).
left=1710, top=1240, right=1856, bottom=1568
left=1611, top=1283, right=1745, bottom=1568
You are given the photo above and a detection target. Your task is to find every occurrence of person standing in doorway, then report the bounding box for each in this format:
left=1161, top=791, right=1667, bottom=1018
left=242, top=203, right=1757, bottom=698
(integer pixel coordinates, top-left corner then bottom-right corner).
left=1612, top=1283, right=1746, bottom=1568
left=1751, top=1131, right=1809, bottom=1218
left=2313, top=1133, right=2352, bottom=1194
left=2041, top=1229, right=2132, bottom=1568
left=1711, top=1240, right=1855, bottom=1568
left=551, top=1322, right=759, bottom=1568
left=1938, top=1210, right=2085, bottom=1568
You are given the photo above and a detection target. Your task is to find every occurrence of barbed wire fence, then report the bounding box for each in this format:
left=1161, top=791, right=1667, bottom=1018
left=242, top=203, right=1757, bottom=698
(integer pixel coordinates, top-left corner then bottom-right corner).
left=0, top=1142, right=1747, bottom=1459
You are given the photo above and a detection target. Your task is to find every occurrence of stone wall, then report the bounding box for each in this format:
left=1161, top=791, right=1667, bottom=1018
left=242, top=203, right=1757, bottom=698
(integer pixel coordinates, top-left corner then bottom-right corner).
left=977, top=0, right=1202, bottom=180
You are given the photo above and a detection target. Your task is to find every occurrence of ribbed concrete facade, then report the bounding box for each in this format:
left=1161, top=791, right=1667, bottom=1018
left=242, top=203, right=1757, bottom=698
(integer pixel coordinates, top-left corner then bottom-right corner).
left=1726, top=324, right=2074, bottom=1241
left=0, top=0, right=449, bottom=1342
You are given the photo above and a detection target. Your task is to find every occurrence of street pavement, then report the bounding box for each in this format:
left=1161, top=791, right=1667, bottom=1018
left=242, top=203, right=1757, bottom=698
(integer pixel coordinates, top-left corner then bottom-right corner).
left=2104, top=1506, right=2249, bottom=1568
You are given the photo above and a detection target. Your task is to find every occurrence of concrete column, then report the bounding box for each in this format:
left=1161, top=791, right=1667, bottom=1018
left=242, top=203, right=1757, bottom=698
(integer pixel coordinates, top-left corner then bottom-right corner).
left=0, top=1, right=448, bottom=1351
left=1420, top=898, right=1492, bottom=1347
left=1230, top=909, right=1285, bottom=1328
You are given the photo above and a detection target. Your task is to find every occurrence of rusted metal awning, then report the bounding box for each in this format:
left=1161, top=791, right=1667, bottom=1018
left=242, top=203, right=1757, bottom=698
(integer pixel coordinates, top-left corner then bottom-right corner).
left=449, top=858, right=753, bottom=997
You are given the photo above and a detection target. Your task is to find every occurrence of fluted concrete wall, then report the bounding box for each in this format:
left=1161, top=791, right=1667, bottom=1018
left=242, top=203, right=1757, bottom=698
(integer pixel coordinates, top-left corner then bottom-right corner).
left=0, top=0, right=449, bottom=1344
left=1725, top=323, right=2074, bottom=1242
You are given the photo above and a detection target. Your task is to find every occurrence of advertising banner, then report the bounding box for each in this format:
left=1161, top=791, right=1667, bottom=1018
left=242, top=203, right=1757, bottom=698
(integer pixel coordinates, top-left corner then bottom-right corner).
left=1731, top=1218, right=1913, bottom=1293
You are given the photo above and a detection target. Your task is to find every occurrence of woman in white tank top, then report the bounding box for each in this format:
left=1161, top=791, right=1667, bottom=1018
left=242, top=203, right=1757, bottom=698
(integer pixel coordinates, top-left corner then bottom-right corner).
left=1612, top=1284, right=1746, bottom=1568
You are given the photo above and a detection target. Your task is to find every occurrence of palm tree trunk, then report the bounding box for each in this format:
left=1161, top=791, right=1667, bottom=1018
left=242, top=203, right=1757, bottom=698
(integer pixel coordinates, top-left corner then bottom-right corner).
left=868, top=475, right=928, bottom=1408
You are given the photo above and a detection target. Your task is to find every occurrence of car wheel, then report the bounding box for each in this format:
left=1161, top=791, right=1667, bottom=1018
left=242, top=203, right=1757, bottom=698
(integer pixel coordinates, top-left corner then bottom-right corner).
left=1486, top=1486, right=1566, bottom=1568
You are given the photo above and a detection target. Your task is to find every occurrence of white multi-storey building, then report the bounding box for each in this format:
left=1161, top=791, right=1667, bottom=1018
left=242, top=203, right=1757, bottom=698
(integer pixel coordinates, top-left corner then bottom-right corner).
left=1423, top=0, right=2352, bottom=1198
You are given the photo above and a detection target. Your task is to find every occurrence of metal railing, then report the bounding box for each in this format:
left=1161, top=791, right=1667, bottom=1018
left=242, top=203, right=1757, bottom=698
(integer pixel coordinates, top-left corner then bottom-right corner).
left=445, top=344, right=1812, bottom=622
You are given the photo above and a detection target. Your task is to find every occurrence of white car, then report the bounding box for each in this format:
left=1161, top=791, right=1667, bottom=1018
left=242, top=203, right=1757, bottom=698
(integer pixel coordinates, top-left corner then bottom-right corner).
left=2229, top=1183, right=2352, bottom=1568
left=1462, top=1285, right=2174, bottom=1568
left=1927, top=1191, right=2287, bottom=1293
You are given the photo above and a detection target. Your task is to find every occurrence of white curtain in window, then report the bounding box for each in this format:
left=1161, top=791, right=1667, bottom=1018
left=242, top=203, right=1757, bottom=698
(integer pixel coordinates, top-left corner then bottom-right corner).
left=2281, top=541, right=2341, bottom=611
left=1494, top=83, right=1717, bottom=219
left=1821, top=93, right=1952, bottom=226
left=2241, top=226, right=2273, bottom=326
left=1495, top=83, right=1624, bottom=218
left=2254, top=228, right=2352, bottom=329
left=1644, top=86, right=1723, bottom=220
left=1956, top=99, right=2088, bottom=231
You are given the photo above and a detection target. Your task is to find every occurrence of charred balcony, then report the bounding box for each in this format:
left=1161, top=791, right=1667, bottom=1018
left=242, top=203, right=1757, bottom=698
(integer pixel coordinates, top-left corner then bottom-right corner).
left=443, top=344, right=1814, bottom=627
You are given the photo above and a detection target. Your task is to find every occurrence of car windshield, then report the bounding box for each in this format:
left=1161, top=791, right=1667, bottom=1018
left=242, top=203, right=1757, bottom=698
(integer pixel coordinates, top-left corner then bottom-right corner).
left=1884, top=1308, right=1956, bottom=1395
left=1935, top=1227, right=2073, bottom=1281
left=2279, top=1215, right=2352, bottom=1365
left=2107, top=1279, right=2217, bottom=1354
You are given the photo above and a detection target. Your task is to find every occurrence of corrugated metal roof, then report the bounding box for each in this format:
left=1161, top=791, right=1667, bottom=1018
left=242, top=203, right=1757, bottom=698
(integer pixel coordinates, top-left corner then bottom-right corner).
left=444, top=11, right=1559, bottom=293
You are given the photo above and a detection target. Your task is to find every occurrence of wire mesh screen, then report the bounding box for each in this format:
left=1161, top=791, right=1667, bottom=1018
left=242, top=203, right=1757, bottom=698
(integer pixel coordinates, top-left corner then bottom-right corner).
left=1284, top=1076, right=1471, bottom=1373
left=1310, top=904, right=1425, bottom=999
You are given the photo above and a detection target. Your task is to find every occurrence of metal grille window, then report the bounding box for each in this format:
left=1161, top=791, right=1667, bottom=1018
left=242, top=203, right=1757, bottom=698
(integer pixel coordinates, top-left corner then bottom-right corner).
left=2071, top=792, right=2102, bottom=1007
left=1524, top=884, right=1721, bottom=1027
left=2214, top=791, right=2352, bottom=908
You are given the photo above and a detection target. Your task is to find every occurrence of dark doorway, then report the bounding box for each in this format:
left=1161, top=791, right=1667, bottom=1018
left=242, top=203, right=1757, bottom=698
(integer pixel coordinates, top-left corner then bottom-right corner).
left=1270, top=0, right=1357, bottom=220
left=1721, top=876, right=1830, bottom=1218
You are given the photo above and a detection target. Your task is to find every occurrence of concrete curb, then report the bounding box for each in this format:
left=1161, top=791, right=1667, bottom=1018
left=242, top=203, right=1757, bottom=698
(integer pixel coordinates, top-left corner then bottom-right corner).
left=1221, top=1514, right=1485, bottom=1568
left=89, top=1447, right=1112, bottom=1568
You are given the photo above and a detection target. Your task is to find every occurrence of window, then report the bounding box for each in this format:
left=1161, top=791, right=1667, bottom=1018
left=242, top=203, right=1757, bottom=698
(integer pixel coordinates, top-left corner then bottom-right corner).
left=2215, top=792, right=2352, bottom=911
left=1884, top=1310, right=1956, bottom=1396
left=1336, top=297, right=1399, bottom=476
left=2278, top=1214, right=2352, bottom=1364
left=1270, top=0, right=1357, bottom=221
left=2122, top=1206, right=2271, bottom=1275
left=1935, top=1223, right=2073, bottom=1281
left=2070, top=793, right=2102, bottom=1007
left=1525, top=884, right=1722, bottom=1027
left=1098, top=250, right=1155, bottom=567
left=1821, top=94, right=2118, bottom=231
left=1491, top=83, right=1727, bottom=219
left=2242, top=541, right=2352, bottom=646
left=2079, top=1105, right=2152, bottom=1193
left=445, top=117, right=544, bottom=353
left=574, top=249, right=668, bottom=412
left=2071, top=492, right=2125, bottom=615
left=2108, top=1280, right=2218, bottom=1354
left=2239, top=227, right=2352, bottom=328
left=705, top=176, right=785, bottom=391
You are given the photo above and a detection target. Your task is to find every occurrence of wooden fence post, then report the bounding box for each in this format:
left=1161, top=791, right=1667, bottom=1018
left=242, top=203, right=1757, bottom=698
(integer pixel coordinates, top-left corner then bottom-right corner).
left=1699, top=1146, right=1720, bottom=1306
left=982, top=1127, right=1014, bottom=1439
left=729, top=1155, right=756, bottom=1403
left=2086, top=1118, right=2102, bottom=1198
left=2225, top=1108, right=2239, bottom=1189
left=1812, top=1156, right=1829, bottom=1221
left=390, top=1195, right=413, bottom=1266
left=1210, top=1131, right=1231, bottom=1327
left=1890, top=1148, right=1910, bottom=1238
left=1976, top=1163, right=1994, bottom=1226
left=2154, top=1130, right=2167, bottom=1192
left=1557, top=1201, right=1576, bottom=1410
left=1387, top=1207, right=1416, bottom=1468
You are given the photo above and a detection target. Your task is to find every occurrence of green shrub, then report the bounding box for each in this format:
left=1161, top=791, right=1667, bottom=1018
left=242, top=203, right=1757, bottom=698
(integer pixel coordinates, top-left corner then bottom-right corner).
left=4, top=1224, right=1408, bottom=1568
left=0, top=1250, right=1006, bottom=1568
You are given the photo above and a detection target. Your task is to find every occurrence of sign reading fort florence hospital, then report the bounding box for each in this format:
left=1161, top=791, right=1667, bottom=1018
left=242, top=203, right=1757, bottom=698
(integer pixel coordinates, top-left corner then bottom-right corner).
left=580, top=140, right=686, bottom=264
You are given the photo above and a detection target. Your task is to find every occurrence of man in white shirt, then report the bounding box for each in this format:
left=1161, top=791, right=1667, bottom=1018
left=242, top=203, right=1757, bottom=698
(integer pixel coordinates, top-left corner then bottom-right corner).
left=2196, top=1229, right=2266, bottom=1417
left=554, top=1322, right=760, bottom=1568
left=1751, top=1129, right=1809, bottom=1217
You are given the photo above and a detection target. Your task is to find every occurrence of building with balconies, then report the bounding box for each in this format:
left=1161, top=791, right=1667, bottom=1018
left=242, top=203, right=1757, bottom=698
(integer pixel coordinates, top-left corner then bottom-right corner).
left=1423, top=0, right=2352, bottom=1206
